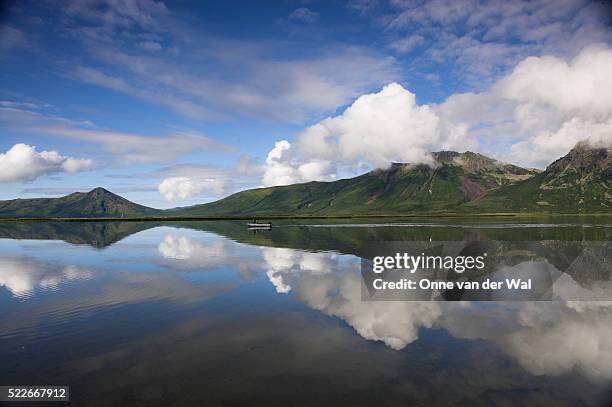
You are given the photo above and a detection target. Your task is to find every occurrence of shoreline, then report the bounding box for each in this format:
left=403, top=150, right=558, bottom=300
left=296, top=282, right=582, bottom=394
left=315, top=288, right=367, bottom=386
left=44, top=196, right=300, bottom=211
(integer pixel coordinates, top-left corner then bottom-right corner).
left=0, top=212, right=610, bottom=222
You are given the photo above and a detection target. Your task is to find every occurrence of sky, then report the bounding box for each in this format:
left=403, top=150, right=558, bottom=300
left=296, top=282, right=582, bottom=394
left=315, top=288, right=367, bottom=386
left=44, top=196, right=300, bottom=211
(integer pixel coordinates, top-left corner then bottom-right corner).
left=0, top=0, right=611, bottom=208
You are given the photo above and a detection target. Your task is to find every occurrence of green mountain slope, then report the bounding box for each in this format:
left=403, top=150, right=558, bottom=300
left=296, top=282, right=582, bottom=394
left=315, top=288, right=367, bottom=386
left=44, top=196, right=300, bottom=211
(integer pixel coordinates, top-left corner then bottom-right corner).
left=1, top=144, right=606, bottom=219
left=0, top=188, right=160, bottom=218
left=170, top=151, right=537, bottom=216
left=466, top=143, right=611, bottom=212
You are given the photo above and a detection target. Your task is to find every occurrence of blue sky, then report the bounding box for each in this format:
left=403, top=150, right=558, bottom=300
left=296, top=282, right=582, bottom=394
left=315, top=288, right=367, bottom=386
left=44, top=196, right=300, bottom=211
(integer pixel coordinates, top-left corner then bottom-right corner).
left=0, top=0, right=611, bottom=208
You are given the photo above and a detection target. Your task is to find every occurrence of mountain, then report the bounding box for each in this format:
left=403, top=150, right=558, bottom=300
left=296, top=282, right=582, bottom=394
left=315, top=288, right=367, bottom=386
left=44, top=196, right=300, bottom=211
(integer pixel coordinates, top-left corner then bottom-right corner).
left=0, top=145, right=606, bottom=219
left=466, top=143, right=611, bottom=212
left=169, top=151, right=538, bottom=217
left=0, top=187, right=160, bottom=218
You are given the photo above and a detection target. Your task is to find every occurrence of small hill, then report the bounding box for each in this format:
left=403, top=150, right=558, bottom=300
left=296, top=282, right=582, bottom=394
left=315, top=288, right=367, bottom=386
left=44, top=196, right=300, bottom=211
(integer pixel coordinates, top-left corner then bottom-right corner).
left=169, top=151, right=537, bottom=217
left=466, top=143, right=611, bottom=212
left=0, top=188, right=160, bottom=218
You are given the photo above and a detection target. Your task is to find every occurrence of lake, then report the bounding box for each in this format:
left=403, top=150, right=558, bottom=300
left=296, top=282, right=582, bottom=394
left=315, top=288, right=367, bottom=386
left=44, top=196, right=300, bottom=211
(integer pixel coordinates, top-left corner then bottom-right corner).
left=0, top=218, right=611, bottom=406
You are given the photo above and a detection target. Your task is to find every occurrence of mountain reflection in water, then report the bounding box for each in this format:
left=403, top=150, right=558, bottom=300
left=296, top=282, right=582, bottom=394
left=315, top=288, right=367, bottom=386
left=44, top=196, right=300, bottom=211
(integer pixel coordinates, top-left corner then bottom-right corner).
left=0, top=218, right=610, bottom=406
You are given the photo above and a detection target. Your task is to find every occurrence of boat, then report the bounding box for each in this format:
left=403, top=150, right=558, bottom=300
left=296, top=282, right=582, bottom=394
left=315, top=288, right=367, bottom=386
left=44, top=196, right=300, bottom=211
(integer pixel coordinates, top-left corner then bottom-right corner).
left=247, top=221, right=272, bottom=229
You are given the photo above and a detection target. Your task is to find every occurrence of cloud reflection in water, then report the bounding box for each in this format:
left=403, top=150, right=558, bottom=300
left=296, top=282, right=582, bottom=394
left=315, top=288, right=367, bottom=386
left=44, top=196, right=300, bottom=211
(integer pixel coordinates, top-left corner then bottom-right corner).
left=0, top=257, right=93, bottom=298
left=260, top=245, right=612, bottom=382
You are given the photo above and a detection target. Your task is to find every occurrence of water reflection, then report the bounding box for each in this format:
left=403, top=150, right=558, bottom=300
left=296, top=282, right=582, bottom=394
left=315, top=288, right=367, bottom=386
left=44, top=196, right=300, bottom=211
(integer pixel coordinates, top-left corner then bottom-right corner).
left=0, top=256, right=93, bottom=298
left=294, top=267, right=612, bottom=381
left=255, top=240, right=612, bottom=381
left=148, top=226, right=612, bottom=383
left=159, top=233, right=230, bottom=265
left=443, top=301, right=612, bottom=382
left=0, top=220, right=610, bottom=406
left=263, top=248, right=337, bottom=293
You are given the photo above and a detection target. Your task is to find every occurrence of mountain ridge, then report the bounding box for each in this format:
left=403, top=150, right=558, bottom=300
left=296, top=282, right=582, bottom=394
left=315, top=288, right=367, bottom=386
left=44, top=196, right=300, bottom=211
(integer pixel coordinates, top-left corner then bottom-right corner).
left=0, top=144, right=608, bottom=218
left=466, top=143, right=610, bottom=212
left=0, top=187, right=160, bottom=218
left=167, top=150, right=540, bottom=216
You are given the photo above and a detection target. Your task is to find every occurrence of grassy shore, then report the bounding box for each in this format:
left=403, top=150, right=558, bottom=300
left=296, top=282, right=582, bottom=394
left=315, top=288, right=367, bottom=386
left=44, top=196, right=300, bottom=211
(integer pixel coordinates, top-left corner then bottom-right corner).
left=0, top=212, right=610, bottom=222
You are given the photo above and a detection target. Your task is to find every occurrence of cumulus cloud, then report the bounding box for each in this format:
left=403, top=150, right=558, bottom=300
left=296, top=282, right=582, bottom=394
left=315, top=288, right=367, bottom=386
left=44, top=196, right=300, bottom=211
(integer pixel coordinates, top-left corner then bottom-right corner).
left=262, top=83, right=470, bottom=186
left=261, top=140, right=333, bottom=187
left=155, top=161, right=257, bottom=202
left=158, top=177, right=199, bottom=201
left=0, top=143, right=94, bottom=183
left=437, top=45, right=612, bottom=167
left=157, top=176, right=222, bottom=201
left=261, top=46, right=612, bottom=185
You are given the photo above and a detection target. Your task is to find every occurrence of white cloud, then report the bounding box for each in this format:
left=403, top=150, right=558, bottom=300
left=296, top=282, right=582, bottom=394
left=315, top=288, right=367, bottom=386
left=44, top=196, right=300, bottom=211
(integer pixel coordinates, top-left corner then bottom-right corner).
left=262, top=83, right=470, bottom=186
left=384, top=0, right=612, bottom=87
left=261, top=46, right=612, bottom=184
left=158, top=177, right=202, bottom=201
left=498, top=46, right=612, bottom=122
left=437, top=45, right=612, bottom=167
left=42, top=0, right=401, bottom=123
left=73, top=45, right=399, bottom=122
left=72, top=65, right=217, bottom=120
left=0, top=105, right=229, bottom=165
left=62, top=0, right=169, bottom=30
left=47, top=125, right=229, bottom=165
left=0, top=143, right=94, bottom=183
left=158, top=176, right=226, bottom=201
left=62, top=157, right=96, bottom=172
left=261, top=140, right=327, bottom=187
left=154, top=162, right=261, bottom=202
left=389, top=34, right=425, bottom=54
left=295, top=83, right=451, bottom=166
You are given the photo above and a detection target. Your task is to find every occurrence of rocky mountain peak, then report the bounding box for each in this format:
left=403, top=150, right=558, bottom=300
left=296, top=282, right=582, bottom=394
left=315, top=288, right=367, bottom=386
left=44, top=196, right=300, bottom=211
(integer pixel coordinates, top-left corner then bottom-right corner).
left=546, top=142, right=610, bottom=174
left=430, top=150, right=531, bottom=175
left=87, top=187, right=113, bottom=196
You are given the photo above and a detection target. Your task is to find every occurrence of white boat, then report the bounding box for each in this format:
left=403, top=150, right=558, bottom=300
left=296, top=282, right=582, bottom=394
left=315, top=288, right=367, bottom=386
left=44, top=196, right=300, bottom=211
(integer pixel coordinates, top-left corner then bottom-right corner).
left=247, top=222, right=272, bottom=229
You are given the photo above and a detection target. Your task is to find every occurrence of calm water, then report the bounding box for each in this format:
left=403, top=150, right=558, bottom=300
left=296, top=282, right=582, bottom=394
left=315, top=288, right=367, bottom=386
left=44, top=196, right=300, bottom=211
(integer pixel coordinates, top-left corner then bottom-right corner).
left=0, top=218, right=611, bottom=406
